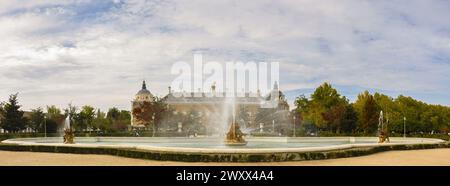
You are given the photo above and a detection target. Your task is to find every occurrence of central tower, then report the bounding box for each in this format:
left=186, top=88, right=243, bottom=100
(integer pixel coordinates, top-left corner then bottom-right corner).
left=131, top=80, right=155, bottom=129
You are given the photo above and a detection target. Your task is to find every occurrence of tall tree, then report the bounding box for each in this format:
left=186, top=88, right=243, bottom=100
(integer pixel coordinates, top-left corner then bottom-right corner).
left=301, top=83, right=349, bottom=132
left=341, top=104, right=358, bottom=133
left=64, top=104, right=78, bottom=121
left=0, top=94, right=27, bottom=132
left=354, top=91, right=379, bottom=134
left=107, top=107, right=121, bottom=121
left=294, top=94, right=310, bottom=133
left=106, top=107, right=130, bottom=131
left=151, top=97, right=169, bottom=129
left=322, top=104, right=347, bottom=133
left=93, top=109, right=108, bottom=131
left=79, top=105, right=95, bottom=131
left=46, top=105, right=64, bottom=131
left=29, top=107, right=45, bottom=132
left=0, top=102, right=5, bottom=127
left=46, top=105, right=62, bottom=120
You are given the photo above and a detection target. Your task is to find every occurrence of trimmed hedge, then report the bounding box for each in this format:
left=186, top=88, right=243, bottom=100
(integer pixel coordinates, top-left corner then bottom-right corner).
left=0, top=142, right=449, bottom=162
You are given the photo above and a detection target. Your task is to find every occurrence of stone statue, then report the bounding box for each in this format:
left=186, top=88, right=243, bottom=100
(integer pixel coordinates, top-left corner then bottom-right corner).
left=63, top=128, right=75, bottom=144
left=224, top=121, right=247, bottom=146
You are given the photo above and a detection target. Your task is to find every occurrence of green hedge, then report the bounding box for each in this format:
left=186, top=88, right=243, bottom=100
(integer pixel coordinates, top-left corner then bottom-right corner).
left=0, top=142, right=449, bottom=162
left=0, top=133, right=51, bottom=141
left=3, top=132, right=449, bottom=141
left=0, top=131, right=192, bottom=139
left=316, top=132, right=450, bottom=141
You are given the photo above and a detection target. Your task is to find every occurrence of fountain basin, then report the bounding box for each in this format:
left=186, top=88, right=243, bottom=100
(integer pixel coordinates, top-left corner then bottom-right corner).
left=224, top=141, right=248, bottom=146
left=2, top=136, right=445, bottom=154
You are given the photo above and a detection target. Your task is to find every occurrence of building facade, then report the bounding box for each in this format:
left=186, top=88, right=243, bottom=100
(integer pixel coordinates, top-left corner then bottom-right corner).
left=130, top=81, right=290, bottom=134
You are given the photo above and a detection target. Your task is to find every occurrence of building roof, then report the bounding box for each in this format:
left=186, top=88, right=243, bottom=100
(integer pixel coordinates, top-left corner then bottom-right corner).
left=165, top=82, right=282, bottom=105
left=165, top=93, right=265, bottom=105
left=135, top=80, right=153, bottom=97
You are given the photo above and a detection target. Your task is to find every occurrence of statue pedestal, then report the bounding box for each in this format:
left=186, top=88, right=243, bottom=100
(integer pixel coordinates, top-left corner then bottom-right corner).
left=224, top=141, right=247, bottom=146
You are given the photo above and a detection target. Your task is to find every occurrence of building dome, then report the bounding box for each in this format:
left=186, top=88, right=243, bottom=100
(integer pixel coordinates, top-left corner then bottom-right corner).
left=135, top=80, right=153, bottom=101
left=137, top=89, right=151, bottom=95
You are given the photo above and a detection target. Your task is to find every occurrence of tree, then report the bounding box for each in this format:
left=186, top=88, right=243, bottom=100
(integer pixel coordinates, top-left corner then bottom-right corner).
left=237, top=105, right=251, bottom=128
left=294, top=94, right=310, bottom=133
left=341, top=104, right=358, bottom=134
left=46, top=105, right=64, bottom=131
left=0, top=94, right=27, bottom=133
left=93, top=109, right=108, bottom=131
left=107, top=107, right=121, bottom=121
left=131, top=96, right=168, bottom=131
left=395, top=95, right=424, bottom=133
left=132, top=102, right=153, bottom=126
left=79, top=105, right=95, bottom=131
left=0, top=102, right=5, bottom=127
left=64, top=104, right=78, bottom=121
left=291, top=82, right=450, bottom=135
left=354, top=91, right=379, bottom=134
left=151, top=97, right=169, bottom=130
left=300, top=83, right=349, bottom=132
left=294, top=94, right=310, bottom=114
left=119, top=110, right=131, bottom=121
left=322, top=104, right=347, bottom=133
left=44, top=118, right=58, bottom=133
left=117, top=110, right=131, bottom=130
left=29, top=107, right=45, bottom=132
left=184, top=109, right=203, bottom=133
left=46, top=105, right=62, bottom=120
left=106, top=107, right=130, bottom=132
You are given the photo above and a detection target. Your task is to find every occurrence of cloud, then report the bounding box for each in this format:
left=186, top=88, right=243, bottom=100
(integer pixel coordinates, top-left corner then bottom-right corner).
left=0, top=0, right=449, bottom=111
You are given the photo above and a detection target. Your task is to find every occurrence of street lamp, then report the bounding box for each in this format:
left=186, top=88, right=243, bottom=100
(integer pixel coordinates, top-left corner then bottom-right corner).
left=152, top=114, right=156, bottom=137
left=272, top=120, right=275, bottom=134
left=293, top=116, right=296, bottom=137
left=403, top=117, right=406, bottom=138
left=44, top=115, right=47, bottom=138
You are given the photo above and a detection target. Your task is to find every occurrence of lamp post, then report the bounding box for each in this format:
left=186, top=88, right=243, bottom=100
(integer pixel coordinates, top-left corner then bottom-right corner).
left=152, top=114, right=155, bottom=137
left=272, top=120, right=275, bottom=134
left=44, top=115, right=47, bottom=138
left=403, top=117, right=406, bottom=138
left=293, top=116, right=296, bottom=137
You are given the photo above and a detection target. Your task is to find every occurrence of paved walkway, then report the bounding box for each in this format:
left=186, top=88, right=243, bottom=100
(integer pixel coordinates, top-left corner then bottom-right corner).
left=1, top=149, right=450, bottom=166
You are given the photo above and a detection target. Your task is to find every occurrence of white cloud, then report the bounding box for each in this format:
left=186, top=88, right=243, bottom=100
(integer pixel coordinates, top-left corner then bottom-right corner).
left=0, top=0, right=449, bottom=110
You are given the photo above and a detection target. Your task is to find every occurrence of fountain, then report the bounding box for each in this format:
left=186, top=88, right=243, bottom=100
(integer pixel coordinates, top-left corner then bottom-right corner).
left=223, top=97, right=247, bottom=146
left=63, top=115, right=75, bottom=144
left=2, top=96, right=445, bottom=162
left=378, top=111, right=390, bottom=143
left=224, top=120, right=247, bottom=146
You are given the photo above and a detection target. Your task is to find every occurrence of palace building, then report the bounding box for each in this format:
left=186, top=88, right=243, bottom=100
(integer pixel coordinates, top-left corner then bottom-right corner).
left=130, top=80, right=289, bottom=134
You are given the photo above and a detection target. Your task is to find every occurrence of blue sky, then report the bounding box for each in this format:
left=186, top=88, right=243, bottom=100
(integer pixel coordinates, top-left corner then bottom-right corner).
left=0, top=0, right=449, bottom=110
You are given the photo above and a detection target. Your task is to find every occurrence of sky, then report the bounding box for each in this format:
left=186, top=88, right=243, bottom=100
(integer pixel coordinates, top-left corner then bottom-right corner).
left=0, top=0, right=449, bottom=111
